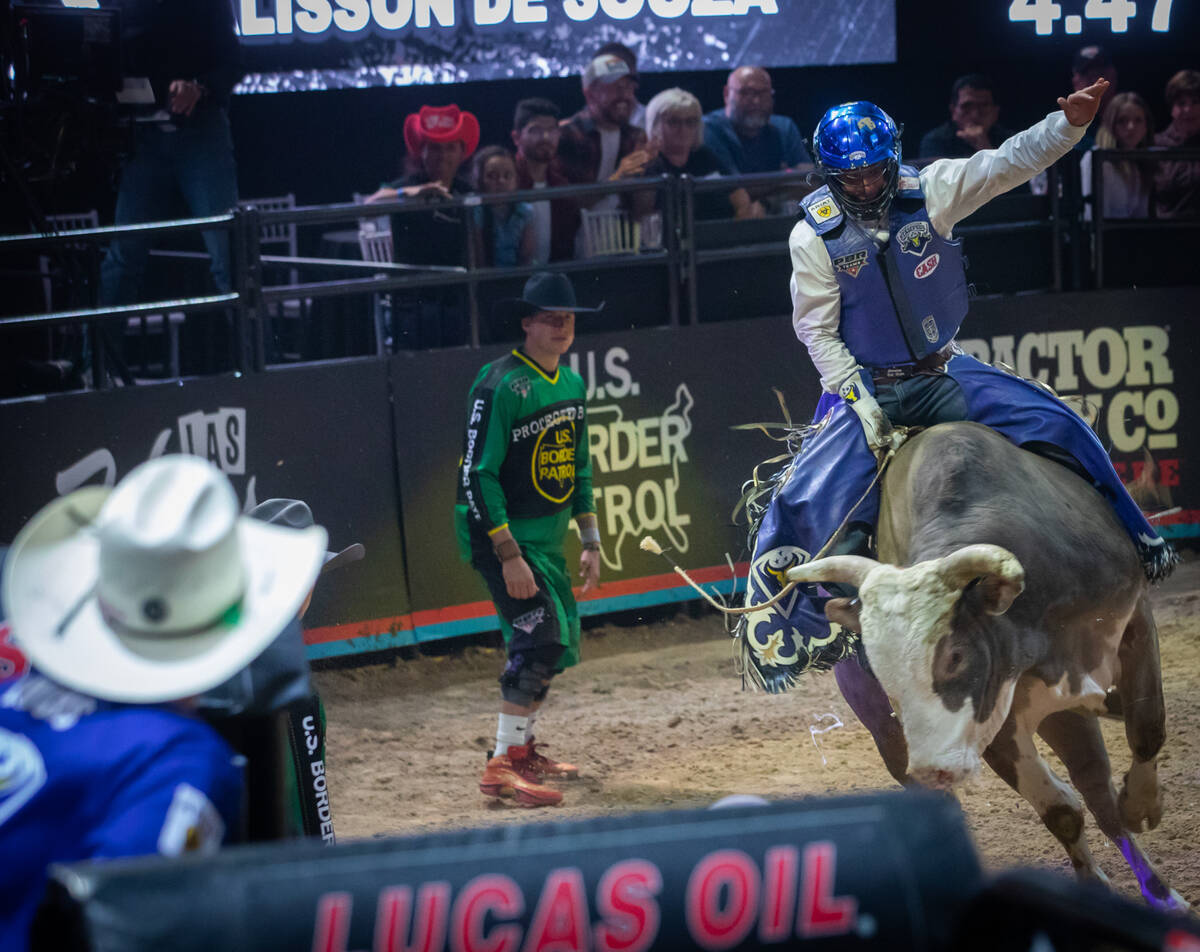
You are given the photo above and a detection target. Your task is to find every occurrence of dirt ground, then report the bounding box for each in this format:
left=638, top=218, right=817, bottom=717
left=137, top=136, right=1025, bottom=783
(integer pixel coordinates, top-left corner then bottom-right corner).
left=315, top=555, right=1200, bottom=905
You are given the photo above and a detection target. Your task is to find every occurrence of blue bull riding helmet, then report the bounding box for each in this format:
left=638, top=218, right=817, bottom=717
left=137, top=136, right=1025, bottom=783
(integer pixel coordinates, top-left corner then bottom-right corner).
left=812, top=101, right=902, bottom=219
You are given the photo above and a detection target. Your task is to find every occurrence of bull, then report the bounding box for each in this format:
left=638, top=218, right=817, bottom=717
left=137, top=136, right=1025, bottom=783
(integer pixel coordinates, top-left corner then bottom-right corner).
left=785, top=421, right=1186, bottom=910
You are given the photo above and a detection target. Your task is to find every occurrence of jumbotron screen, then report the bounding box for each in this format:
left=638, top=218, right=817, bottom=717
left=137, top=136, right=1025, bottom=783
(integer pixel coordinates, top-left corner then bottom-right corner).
left=233, top=0, right=897, bottom=93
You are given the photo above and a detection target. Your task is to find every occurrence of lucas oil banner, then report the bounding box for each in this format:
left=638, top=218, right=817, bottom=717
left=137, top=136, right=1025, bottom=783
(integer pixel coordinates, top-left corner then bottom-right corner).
left=49, top=791, right=980, bottom=952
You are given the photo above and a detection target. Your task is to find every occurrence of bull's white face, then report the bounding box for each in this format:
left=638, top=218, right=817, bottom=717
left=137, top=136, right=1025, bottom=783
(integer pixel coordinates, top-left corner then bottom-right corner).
left=856, top=560, right=1020, bottom=788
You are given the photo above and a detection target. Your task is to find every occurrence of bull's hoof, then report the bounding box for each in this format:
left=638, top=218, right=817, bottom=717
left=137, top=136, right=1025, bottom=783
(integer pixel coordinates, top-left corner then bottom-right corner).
left=1119, top=767, right=1163, bottom=832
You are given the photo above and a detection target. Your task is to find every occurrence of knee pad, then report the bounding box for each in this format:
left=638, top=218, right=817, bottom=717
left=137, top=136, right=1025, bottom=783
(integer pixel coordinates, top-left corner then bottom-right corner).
left=499, top=644, right=565, bottom=705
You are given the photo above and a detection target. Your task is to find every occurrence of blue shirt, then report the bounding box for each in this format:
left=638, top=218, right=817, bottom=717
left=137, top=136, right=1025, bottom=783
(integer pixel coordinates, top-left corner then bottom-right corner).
left=0, top=674, right=243, bottom=952
left=702, top=110, right=812, bottom=174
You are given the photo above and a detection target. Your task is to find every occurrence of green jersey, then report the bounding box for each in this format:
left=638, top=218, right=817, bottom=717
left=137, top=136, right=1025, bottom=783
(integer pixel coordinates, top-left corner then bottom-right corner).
left=455, top=349, right=595, bottom=559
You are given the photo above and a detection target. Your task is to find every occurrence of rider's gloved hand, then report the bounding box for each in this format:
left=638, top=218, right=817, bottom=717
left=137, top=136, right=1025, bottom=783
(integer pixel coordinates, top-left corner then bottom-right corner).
left=838, top=368, right=901, bottom=457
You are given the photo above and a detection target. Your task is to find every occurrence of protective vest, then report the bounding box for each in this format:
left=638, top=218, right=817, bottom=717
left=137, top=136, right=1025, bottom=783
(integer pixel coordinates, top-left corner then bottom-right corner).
left=801, top=168, right=969, bottom=367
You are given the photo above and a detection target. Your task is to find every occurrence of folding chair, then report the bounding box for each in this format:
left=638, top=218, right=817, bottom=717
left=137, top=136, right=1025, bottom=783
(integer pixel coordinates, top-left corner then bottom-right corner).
left=580, top=207, right=641, bottom=257
left=358, top=227, right=394, bottom=355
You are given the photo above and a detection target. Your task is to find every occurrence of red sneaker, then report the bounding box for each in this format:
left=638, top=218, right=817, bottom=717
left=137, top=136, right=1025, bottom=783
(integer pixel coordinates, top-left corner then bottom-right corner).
left=524, top=736, right=579, bottom=780
left=480, top=745, right=563, bottom=807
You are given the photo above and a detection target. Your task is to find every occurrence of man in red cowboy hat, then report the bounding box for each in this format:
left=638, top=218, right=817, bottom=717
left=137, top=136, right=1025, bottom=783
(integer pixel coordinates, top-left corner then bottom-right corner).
left=365, top=104, right=481, bottom=349
left=365, top=104, right=480, bottom=204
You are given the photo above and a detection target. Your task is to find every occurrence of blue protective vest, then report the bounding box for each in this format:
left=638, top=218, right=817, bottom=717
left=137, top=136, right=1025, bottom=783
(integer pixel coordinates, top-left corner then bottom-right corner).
left=801, top=168, right=969, bottom=367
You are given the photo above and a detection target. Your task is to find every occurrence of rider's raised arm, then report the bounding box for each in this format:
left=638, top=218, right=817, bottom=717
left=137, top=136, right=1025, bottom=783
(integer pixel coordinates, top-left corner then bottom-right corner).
left=922, top=110, right=1085, bottom=236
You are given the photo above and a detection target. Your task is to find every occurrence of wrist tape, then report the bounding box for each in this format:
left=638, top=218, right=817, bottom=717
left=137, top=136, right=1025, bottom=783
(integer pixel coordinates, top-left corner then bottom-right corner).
left=493, top=538, right=522, bottom=563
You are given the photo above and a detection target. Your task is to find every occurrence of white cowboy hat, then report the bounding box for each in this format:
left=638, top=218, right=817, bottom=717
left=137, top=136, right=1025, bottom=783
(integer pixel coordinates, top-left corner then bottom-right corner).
left=1, top=455, right=327, bottom=704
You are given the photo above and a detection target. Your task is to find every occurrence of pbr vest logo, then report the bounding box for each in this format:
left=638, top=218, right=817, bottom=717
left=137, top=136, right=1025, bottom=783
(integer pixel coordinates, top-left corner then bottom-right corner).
left=914, top=253, right=940, bottom=279
left=922, top=315, right=939, bottom=343
left=896, top=220, right=933, bottom=256
left=810, top=196, right=837, bottom=221
left=833, top=249, right=869, bottom=278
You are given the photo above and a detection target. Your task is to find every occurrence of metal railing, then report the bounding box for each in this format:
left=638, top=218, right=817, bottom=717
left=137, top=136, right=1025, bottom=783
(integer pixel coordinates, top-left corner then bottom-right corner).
left=1090, top=147, right=1200, bottom=289
left=5, top=160, right=1194, bottom=393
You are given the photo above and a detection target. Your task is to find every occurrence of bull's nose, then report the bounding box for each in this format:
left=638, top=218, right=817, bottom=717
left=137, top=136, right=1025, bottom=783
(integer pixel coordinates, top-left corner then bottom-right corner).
left=911, top=766, right=962, bottom=790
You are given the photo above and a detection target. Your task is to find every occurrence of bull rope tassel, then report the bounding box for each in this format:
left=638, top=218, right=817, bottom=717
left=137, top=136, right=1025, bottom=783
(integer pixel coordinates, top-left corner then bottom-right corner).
left=639, top=439, right=903, bottom=617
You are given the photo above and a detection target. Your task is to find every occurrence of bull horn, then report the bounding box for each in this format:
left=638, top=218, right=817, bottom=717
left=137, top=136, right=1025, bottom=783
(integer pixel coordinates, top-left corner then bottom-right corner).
left=937, top=545, right=1025, bottom=615
left=787, top=555, right=879, bottom=588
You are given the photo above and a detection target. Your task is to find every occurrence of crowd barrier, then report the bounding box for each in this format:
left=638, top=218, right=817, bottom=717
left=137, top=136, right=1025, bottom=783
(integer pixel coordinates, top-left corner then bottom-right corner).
left=0, top=288, right=1197, bottom=658
left=36, top=790, right=1200, bottom=952
left=6, top=156, right=1197, bottom=393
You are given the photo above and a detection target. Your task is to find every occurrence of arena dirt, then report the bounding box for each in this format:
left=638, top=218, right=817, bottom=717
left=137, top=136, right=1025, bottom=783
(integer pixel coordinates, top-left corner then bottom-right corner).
left=316, top=555, right=1200, bottom=905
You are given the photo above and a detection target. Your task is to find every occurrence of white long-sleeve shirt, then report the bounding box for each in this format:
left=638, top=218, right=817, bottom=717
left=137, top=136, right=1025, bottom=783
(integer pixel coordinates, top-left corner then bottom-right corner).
left=790, top=111, right=1087, bottom=392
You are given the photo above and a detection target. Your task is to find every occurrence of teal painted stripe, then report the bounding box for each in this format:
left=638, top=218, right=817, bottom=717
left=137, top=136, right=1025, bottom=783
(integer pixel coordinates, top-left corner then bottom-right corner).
left=306, top=578, right=747, bottom=661
left=1160, top=524, right=1200, bottom=539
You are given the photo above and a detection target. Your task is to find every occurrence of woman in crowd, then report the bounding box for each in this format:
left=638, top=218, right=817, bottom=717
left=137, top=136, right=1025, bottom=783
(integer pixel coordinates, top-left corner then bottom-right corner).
left=470, top=145, right=535, bottom=268
left=634, top=87, right=764, bottom=222
left=1081, top=91, right=1155, bottom=219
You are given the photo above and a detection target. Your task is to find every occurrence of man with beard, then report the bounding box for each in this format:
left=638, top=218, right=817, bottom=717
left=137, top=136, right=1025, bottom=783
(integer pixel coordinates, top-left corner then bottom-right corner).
left=557, top=53, right=651, bottom=253
left=703, top=66, right=811, bottom=175
left=511, top=98, right=574, bottom=264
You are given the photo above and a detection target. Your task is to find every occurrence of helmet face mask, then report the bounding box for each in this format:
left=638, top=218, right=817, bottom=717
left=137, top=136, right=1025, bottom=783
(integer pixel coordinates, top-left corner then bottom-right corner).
left=813, top=102, right=902, bottom=219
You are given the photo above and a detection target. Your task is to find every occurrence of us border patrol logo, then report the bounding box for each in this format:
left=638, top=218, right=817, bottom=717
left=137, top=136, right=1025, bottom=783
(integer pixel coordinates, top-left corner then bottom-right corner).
left=833, top=250, right=869, bottom=278
left=896, top=220, right=933, bottom=256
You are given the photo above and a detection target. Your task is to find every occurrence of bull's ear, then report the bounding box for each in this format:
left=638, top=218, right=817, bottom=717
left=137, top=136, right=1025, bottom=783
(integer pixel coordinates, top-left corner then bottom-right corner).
left=973, top=574, right=1023, bottom=616
left=825, top=596, right=862, bottom=633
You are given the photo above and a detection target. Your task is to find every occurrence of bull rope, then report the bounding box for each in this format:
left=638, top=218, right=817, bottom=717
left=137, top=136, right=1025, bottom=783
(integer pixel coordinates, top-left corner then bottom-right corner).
left=639, top=434, right=905, bottom=616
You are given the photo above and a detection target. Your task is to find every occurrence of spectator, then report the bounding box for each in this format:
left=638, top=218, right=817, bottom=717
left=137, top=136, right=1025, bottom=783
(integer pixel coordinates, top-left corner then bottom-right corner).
left=365, top=103, right=477, bottom=204
left=470, top=146, right=535, bottom=268
left=0, top=456, right=327, bottom=952
left=375, top=104, right=479, bottom=349
left=455, top=272, right=602, bottom=807
left=558, top=52, right=652, bottom=249
left=917, top=74, right=1017, bottom=159
left=634, top=87, right=764, bottom=221
left=702, top=66, right=812, bottom=174
left=1071, top=45, right=1119, bottom=150
left=1081, top=92, right=1155, bottom=219
left=1153, top=69, right=1200, bottom=219
left=511, top=98, right=575, bottom=263
left=594, top=41, right=647, bottom=129
left=97, top=0, right=242, bottom=379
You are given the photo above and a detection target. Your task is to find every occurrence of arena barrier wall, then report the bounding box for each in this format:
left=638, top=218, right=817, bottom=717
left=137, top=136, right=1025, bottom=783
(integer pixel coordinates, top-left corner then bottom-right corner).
left=43, top=791, right=981, bottom=952
left=1, top=287, right=1196, bottom=660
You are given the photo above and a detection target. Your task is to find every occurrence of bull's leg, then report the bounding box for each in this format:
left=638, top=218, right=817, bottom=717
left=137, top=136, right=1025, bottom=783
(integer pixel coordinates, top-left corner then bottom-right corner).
left=1115, top=595, right=1166, bottom=833
left=833, top=658, right=911, bottom=786
left=982, top=717, right=1109, bottom=884
left=1037, top=709, right=1186, bottom=912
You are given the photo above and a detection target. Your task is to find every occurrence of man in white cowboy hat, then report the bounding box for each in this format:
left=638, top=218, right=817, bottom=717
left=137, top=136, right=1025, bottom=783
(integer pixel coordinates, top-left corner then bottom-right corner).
left=0, top=455, right=327, bottom=950
left=455, top=272, right=603, bottom=807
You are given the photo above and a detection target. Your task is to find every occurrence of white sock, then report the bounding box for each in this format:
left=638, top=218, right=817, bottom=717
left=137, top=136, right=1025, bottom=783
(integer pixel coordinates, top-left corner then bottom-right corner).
left=524, top=711, right=539, bottom=745
left=495, top=713, right=528, bottom=757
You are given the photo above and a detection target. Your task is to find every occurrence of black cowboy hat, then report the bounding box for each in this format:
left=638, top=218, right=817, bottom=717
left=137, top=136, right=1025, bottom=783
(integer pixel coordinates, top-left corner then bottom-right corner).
left=512, top=272, right=605, bottom=318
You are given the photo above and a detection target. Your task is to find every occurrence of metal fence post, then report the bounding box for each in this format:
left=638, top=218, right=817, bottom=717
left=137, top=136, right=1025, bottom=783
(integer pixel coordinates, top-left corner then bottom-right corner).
left=235, top=204, right=264, bottom=371
left=681, top=176, right=698, bottom=325
left=663, top=174, right=680, bottom=327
